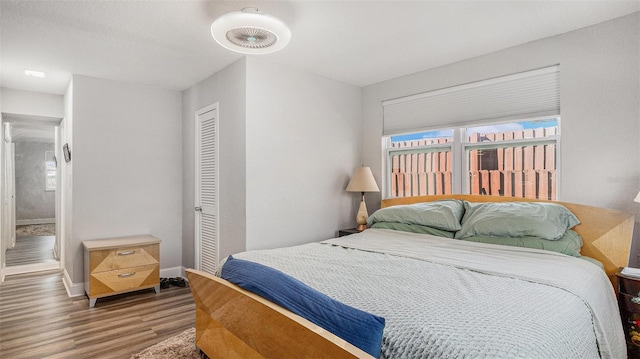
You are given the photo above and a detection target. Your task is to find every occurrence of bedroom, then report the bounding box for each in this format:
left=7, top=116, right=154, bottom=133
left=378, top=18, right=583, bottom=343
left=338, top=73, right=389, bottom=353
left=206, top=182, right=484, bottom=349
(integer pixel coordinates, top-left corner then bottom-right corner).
left=0, top=1, right=639, bottom=358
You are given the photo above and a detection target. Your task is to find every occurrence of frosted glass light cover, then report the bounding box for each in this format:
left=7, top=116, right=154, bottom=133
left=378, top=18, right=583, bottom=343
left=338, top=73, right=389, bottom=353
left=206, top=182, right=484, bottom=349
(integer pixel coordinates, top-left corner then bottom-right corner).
left=211, top=8, right=291, bottom=55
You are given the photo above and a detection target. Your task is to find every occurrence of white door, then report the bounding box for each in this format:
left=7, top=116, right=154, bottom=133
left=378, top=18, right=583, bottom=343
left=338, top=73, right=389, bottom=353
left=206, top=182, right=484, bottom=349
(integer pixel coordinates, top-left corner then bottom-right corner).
left=3, top=128, right=16, bottom=251
left=195, top=103, right=219, bottom=275
left=8, top=142, right=15, bottom=249
left=53, top=124, right=61, bottom=260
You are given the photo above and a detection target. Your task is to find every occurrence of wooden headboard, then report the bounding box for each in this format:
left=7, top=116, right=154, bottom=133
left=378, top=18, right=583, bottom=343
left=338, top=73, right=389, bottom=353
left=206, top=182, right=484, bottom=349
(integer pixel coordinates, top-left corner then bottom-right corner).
left=381, top=195, right=635, bottom=282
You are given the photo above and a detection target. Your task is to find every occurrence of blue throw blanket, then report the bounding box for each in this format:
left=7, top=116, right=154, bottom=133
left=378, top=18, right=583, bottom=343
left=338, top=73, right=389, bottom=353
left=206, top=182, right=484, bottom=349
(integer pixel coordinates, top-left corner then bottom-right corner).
left=221, top=256, right=385, bottom=358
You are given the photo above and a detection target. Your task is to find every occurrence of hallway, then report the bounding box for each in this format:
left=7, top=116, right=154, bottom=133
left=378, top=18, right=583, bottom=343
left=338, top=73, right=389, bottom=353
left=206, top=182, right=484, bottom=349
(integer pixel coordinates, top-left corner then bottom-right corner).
left=5, top=234, right=56, bottom=267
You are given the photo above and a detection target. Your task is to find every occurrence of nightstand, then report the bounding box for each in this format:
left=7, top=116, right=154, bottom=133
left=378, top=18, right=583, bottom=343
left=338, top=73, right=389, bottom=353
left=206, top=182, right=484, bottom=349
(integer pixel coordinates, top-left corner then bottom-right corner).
left=338, top=228, right=363, bottom=237
left=83, top=235, right=161, bottom=308
left=615, top=268, right=640, bottom=359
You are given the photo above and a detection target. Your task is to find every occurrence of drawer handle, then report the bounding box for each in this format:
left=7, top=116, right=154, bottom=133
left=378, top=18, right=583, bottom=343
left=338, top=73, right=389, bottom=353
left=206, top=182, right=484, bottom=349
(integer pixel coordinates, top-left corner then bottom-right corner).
left=117, top=250, right=136, bottom=256
left=118, top=272, right=136, bottom=278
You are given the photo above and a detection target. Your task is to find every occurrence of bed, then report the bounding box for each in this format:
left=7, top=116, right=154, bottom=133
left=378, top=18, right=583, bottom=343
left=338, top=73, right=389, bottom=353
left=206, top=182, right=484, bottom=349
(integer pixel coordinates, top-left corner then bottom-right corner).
left=186, top=195, right=635, bottom=359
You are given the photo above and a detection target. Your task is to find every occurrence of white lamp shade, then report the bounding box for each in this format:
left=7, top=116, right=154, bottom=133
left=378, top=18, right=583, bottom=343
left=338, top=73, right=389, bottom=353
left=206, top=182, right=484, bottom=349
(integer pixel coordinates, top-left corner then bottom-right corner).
left=635, top=191, right=640, bottom=203
left=346, top=167, right=380, bottom=193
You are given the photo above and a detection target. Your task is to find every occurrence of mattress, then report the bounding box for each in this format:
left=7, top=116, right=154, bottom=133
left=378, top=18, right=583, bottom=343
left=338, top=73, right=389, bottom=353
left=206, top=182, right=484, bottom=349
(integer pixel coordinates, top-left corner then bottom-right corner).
left=227, top=228, right=625, bottom=359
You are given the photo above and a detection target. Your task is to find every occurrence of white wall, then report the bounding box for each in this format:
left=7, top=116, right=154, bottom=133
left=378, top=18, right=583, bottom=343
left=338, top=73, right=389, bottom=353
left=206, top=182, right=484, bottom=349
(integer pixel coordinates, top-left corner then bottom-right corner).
left=0, top=118, right=4, bottom=279
left=181, top=58, right=247, bottom=269
left=181, top=57, right=362, bottom=268
left=1, top=87, right=64, bottom=118
left=62, top=81, right=74, bottom=283
left=245, top=57, right=362, bottom=250
left=14, top=141, right=55, bottom=221
left=66, top=75, right=182, bottom=283
left=362, top=13, right=640, bottom=263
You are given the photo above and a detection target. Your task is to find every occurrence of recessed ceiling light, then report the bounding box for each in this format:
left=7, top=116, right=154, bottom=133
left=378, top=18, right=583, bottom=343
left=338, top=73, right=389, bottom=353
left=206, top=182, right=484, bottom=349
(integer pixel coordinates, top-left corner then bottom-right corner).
left=24, top=70, right=46, bottom=78
left=211, top=8, right=291, bottom=55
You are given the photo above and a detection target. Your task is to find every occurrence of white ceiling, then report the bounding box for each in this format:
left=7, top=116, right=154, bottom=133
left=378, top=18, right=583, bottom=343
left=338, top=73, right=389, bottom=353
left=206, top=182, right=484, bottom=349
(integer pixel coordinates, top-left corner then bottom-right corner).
left=1, top=1, right=639, bottom=95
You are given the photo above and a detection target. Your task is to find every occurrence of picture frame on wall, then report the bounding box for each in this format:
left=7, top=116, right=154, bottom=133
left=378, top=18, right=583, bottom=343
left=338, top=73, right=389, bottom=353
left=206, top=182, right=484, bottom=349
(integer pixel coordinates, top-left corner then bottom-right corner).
left=63, top=143, right=71, bottom=163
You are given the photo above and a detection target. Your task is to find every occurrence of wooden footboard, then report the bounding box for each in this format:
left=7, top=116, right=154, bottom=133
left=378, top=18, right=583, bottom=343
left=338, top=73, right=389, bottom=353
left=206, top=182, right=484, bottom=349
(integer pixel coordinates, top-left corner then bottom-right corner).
left=185, top=268, right=373, bottom=359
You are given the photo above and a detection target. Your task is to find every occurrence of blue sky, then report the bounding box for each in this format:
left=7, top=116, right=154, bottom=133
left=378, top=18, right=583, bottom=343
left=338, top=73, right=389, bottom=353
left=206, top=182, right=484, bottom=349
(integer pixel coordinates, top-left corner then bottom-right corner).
left=392, top=118, right=558, bottom=142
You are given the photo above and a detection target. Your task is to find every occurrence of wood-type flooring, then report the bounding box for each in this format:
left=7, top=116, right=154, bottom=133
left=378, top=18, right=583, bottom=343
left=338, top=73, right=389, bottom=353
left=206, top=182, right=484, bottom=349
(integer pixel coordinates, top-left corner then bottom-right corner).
left=0, top=270, right=195, bottom=359
left=5, top=236, right=57, bottom=267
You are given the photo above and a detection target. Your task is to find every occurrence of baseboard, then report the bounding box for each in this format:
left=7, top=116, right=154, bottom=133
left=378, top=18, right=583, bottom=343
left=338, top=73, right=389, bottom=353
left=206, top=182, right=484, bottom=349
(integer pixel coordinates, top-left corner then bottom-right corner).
left=62, top=268, right=85, bottom=298
left=160, top=266, right=185, bottom=279
left=16, top=218, right=55, bottom=225
left=3, top=261, right=60, bottom=276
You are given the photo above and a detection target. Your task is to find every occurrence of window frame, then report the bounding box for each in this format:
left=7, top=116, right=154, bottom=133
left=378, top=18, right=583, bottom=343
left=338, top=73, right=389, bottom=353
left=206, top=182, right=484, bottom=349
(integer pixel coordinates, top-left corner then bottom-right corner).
left=45, top=150, right=56, bottom=192
left=384, top=138, right=454, bottom=198
left=383, top=116, right=561, bottom=199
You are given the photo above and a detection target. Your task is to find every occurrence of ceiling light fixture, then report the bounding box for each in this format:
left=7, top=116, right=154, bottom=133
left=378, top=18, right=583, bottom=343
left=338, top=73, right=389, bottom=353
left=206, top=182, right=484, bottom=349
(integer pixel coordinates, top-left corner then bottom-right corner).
left=24, top=69, right=46, bottom=78
left=211, top=7, right=291, bottom=55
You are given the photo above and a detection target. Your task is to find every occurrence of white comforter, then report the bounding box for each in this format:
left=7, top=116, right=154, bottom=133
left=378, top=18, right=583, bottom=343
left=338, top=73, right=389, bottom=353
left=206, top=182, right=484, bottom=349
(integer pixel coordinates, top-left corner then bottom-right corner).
left=231, top=229, right=625, bottom=359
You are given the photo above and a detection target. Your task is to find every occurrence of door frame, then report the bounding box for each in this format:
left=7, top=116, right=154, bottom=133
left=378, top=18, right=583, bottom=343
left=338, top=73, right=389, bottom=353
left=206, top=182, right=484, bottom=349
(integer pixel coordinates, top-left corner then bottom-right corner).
left=0, top=120, right=4, bottom=281
left=55, top=121, right=64, bottom=265
left=0, top=118, right=64, bottom=277
left=194, top=103, right=219, bottom=272
left=1, top=122, right=16, bottom=280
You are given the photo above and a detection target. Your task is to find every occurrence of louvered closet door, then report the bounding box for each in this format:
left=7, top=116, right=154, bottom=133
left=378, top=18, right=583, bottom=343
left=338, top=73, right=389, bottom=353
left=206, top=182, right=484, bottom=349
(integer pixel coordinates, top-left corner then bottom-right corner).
left=195, top=104, right=219, bottom=275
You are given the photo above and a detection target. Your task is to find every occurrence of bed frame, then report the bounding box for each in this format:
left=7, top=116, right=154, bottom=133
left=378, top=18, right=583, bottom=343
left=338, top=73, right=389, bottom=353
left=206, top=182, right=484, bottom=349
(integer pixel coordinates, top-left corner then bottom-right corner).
left=186, top=269, right=371, bottom=359
left=187, top=195, right=635, bottom=359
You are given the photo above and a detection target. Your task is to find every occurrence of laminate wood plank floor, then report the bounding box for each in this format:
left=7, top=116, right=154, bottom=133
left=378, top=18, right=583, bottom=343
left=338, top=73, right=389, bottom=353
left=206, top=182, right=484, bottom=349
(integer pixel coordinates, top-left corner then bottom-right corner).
left=5, top=236, right=56, bottom=267
left=0, top=270, right=195, bottom=359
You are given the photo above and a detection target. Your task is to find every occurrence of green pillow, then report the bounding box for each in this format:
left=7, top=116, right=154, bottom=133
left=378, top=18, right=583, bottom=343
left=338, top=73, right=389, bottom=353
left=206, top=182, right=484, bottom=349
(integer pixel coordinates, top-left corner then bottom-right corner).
left=456, top=201, right=580, bottom=240
left=367, top=200, right=464, bottom=231
left=370, top=222, right=455, bottom=238
left=458, top=229, right=583, bottom=257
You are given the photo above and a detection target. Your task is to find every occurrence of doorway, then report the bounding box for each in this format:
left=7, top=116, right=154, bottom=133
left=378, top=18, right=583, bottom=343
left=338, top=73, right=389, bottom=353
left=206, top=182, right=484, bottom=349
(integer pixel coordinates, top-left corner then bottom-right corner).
left=2, top=117, right=62, bottom=275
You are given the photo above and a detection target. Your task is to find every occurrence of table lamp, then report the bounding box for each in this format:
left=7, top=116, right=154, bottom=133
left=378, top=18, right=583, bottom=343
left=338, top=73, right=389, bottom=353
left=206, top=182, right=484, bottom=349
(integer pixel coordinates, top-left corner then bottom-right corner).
left=635, top=191, right=640, bottom=203
left=346, top=166, right=380, bottom=231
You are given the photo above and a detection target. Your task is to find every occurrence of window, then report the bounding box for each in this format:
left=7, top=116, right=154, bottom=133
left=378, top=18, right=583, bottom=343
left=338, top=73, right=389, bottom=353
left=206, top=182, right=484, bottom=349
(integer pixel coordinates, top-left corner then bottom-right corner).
left=387, top=130, right=453, bottom=197
left=382, top=66, right=560, bottom=200
left=385, top=118, right=559, bottom=200
left=45, top=151, right=56, bottom=191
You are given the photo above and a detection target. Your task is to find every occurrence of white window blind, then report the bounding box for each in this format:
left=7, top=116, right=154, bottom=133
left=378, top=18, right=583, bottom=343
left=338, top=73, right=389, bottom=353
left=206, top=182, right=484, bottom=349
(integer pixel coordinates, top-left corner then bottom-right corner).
left=382, top=66, right=560, bottom=136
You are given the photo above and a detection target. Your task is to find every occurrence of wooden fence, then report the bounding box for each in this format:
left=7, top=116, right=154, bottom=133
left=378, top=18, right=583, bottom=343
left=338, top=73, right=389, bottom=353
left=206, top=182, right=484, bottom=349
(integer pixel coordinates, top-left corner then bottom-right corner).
left=390, top=127, right=557, bottom=200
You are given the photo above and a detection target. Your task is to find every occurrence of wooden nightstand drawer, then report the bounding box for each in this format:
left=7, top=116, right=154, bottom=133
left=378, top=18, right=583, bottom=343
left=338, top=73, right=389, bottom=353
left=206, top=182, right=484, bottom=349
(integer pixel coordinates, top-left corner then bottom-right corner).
left=615, top=268, right=640, bottom=359
left=619, top=292, right=640, bottom=315
left=89, top=244, right=159, bottom=272
left=89, top=264, right=160, bottom=296
left=621, top=277, right=640, bottom=297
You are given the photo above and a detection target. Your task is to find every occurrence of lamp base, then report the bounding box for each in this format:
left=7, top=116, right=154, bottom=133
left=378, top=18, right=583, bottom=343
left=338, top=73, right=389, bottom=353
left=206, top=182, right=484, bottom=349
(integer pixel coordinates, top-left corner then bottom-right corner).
left=355, top=195, right=369, bottom=231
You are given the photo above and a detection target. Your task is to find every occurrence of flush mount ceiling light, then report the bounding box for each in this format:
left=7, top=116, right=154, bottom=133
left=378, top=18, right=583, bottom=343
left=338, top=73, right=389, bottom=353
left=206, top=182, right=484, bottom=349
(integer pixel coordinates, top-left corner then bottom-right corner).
left=24, top=69, right=46, bottom=78
left=211, top=7, right=291, bottom=55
